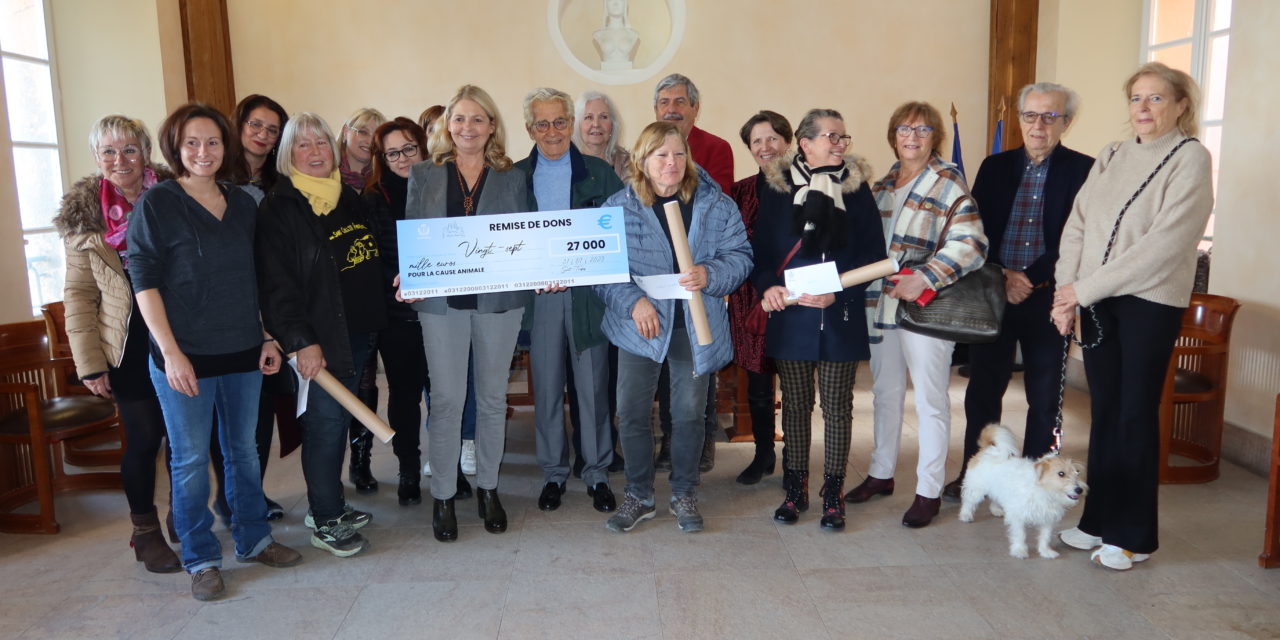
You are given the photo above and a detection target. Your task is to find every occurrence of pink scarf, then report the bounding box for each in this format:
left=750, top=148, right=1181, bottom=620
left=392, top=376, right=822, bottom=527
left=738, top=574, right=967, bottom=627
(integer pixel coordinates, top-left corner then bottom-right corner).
left=100, top=167, right=159, bottom=261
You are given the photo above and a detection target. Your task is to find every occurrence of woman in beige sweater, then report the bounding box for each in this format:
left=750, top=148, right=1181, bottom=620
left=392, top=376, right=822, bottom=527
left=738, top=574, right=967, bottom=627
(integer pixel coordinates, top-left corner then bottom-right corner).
left=1051, top=62, right=1214, bottom=571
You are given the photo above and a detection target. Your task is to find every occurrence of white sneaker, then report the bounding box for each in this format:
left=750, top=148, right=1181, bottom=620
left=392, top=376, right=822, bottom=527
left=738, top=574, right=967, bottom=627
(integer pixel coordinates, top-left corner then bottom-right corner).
left=1091, top=544, right=1151, bottom=571
left=422, top=460, right=432, bottom=476
left=460, top=440, right=477, bottom=476
left=1059, top=527, right=1103, bottom=551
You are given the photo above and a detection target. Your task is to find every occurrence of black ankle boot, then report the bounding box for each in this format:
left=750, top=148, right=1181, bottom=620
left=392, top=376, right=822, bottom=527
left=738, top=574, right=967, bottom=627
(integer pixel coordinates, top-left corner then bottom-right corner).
left=476, top=488, right=507, bottom=533
left=736, top=447, right=777, bottom=485
left=819, top=474, right=846, bottom=531
left=398, top=473, right=421, bottom=506
left=348, top=424, right=378, bottom=494
left=455, top=467, right=473, bottom=499
left=432, top=498, right=457, bottom=542
left=773, top=467, right=809, bottom=524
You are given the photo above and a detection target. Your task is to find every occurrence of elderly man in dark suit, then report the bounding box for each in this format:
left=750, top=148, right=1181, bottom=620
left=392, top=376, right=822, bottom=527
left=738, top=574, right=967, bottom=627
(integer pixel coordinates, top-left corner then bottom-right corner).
left=945, top=82, right=1095, bottom=500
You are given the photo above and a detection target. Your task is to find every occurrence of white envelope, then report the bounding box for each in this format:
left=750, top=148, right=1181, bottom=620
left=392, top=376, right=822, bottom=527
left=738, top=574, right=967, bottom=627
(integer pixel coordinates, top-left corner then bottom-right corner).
left=633, top=274, right=693, bottom=300
left=784, top=261, right=842, bottom=300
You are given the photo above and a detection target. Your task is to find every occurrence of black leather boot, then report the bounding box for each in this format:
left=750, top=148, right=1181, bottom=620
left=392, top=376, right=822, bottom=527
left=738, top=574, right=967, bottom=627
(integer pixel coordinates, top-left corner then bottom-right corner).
left=476, top=488, right=507, bottom=533
left=348, top=423, right=378, bottom=494
left=819, top=474, right=846, bottom=531
left=773, top=467, right=809, bottom=524
left=398, top=473, right=421, bottom=506
left=432, top=498, right=457, bottom=542
left=736, top=446, right=777, bottom=485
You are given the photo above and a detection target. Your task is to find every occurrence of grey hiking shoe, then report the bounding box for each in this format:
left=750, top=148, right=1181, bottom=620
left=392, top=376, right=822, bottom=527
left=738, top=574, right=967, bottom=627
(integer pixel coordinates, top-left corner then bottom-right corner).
left=604, top=493, right=656, bottom=533
left=669, top=495, right=704, bottom=533
left=311, top=520, right=366, bottom=557
left=304, top=504, right=371, bottom=530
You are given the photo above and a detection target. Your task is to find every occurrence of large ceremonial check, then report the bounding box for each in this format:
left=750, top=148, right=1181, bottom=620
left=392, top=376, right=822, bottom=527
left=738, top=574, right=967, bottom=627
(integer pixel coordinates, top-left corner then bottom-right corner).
left=396, top=207, right=630, bottom=298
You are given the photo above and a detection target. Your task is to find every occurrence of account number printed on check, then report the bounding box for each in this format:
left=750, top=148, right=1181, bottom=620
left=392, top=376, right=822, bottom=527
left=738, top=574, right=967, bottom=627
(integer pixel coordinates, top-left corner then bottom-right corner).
left=397, top=207, right=631, bottom=298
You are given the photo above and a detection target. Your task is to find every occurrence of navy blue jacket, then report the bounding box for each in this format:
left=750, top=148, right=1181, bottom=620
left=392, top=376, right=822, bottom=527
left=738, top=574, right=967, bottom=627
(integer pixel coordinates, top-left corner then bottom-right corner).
left=971, top=143, right=1094, bottom=286
left=751, top=154, right=885, bottom=363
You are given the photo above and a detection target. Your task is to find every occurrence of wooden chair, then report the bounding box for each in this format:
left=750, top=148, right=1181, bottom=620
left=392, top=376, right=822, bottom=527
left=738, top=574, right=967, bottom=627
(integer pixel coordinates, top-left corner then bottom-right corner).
left=1157, top=293, right=1241, bottom=484
left=1260, top=394, right=1280, bottom=568
left=0, top=320, right=122, bottom=534
left=40, top=301, right=125, bottom=468
left=40, top=301, right=72, bottom=359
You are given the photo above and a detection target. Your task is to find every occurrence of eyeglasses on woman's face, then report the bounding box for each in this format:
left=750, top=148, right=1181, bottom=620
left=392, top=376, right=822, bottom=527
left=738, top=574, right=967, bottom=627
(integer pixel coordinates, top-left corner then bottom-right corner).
left=895, top=125, right=934, bottom=138
left=383, top=143, right=419, bottom=162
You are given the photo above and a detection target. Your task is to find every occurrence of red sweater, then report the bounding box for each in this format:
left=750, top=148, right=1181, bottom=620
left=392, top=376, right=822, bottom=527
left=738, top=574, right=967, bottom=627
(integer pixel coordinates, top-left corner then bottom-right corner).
left=688, top=126, right=734, bottom=194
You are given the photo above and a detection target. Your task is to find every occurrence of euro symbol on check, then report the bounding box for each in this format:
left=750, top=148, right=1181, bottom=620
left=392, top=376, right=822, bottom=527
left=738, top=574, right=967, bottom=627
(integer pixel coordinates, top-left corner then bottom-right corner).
left=597, top=214, right=612, bottom=230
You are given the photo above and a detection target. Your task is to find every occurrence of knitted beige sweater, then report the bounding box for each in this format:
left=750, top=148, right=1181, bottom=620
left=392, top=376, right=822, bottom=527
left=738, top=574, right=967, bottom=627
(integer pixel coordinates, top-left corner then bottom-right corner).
left=1055, top=130, right=1213, bottom=308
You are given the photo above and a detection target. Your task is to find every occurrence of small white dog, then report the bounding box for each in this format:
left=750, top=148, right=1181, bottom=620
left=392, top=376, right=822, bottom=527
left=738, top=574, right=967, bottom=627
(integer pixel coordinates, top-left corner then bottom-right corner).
left=958, top=424, right=1087, bottom=559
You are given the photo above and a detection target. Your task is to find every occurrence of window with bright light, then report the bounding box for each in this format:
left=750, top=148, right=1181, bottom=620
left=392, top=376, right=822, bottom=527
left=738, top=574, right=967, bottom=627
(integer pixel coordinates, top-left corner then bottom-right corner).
left=1142, top=0, right=1230, bottom=248
left=1, top=0, right=64, bottom=316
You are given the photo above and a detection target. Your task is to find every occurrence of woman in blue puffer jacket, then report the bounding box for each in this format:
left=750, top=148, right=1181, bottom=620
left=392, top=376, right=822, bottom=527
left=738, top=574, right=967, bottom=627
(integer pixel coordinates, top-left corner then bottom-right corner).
left=594, top=121, right=752, bottom=535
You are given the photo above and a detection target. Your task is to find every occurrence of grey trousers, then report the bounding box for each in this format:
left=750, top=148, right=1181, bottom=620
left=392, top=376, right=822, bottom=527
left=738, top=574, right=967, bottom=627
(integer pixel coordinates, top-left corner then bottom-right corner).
left=421, top=308, right=522, bottom=499
left=530, top=292, right=612, bottom=487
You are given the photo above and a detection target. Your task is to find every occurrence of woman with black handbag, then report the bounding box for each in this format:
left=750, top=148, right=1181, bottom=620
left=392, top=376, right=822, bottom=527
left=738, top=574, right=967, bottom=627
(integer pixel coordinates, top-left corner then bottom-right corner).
left=846, top=101, right=987, bottom=528
left=753, top=109, right=885, bottom=529
left=1051, top=62, right=1213, bottom=571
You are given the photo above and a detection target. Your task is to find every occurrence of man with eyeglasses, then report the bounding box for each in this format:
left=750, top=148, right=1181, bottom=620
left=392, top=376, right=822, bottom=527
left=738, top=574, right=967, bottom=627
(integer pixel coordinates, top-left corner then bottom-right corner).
left=515, top=87, right=625, bottom=513
left=944, top=82, right=1095, bottom=501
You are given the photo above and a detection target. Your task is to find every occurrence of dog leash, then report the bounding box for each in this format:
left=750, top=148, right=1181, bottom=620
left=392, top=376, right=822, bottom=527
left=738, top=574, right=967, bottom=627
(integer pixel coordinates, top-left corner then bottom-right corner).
left=1048, top=137, right=1197, bottom=455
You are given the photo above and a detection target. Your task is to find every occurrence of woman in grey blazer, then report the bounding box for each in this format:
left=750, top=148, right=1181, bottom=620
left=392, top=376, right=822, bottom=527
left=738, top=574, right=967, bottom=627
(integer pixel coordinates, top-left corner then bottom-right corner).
left=404, top=85, right=530, bottom=543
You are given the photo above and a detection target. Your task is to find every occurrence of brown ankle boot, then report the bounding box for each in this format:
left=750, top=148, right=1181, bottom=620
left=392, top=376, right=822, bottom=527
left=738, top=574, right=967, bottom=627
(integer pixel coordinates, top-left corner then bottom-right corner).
left=131, top=509, right=181, bottom=573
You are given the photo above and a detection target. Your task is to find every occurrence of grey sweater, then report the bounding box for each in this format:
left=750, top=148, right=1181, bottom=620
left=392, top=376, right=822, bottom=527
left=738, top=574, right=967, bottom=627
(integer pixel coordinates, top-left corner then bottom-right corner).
left=126, top=180, right=262, bottom=356
left=1055, top=130, right=1213, bottom=308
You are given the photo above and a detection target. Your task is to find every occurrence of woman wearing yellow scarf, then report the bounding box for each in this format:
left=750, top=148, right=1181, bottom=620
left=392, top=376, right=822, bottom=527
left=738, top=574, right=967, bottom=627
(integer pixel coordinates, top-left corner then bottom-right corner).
left=256, top=112, right=387, bottom=558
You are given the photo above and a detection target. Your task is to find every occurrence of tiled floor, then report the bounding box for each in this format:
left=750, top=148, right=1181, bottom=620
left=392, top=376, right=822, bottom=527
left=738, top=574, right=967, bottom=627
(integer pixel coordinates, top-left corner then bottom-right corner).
left=3, top=364, right=1279, bottom=639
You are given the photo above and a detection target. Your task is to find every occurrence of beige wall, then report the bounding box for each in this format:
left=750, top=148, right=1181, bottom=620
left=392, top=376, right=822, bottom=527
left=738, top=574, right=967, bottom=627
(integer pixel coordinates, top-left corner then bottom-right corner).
left=51, top=0, right=167, bottom=180
left=1036, top=0, right=1144, bottom=157
left=226, top=0, right=990, bottom=183
left=1207, top=0, right=1280, bottom=438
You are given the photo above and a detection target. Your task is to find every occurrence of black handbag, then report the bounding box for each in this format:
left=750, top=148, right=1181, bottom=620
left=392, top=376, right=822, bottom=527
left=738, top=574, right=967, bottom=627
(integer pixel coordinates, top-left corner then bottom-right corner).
left=894, top=195, right=1006, bottom=344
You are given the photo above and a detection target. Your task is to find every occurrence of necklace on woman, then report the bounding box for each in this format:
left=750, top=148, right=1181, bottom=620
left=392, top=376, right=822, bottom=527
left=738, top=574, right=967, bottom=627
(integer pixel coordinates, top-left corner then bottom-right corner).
left=457, top=165, right=488, bottom=215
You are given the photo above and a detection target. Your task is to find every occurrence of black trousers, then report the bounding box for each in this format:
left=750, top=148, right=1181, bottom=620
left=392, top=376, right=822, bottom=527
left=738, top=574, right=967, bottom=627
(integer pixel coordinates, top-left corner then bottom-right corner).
left=378, top=319, right=428, bottom=477
left=1076, top=295, right=1183, bottom=554
left=962, top=285, right=1066, bottom=462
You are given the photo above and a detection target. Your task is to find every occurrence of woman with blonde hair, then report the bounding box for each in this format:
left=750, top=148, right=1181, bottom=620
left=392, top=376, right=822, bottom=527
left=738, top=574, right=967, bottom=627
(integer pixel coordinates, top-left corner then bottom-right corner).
left=337, top=107, right=386, bottom=191
left=594, top=121, right=752, bottom=534
left=404, top=85, right=528, bottom=542
left=1051, top=62, right=1213, bottom=570
left=53, top=114, right=178, bottom=573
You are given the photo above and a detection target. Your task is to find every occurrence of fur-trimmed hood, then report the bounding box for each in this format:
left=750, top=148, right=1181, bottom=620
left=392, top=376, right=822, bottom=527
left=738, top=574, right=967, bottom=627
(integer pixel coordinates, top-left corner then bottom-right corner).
left=53, top=167, right=175, bottom=238
left=761, top=151, right=873, bottom=195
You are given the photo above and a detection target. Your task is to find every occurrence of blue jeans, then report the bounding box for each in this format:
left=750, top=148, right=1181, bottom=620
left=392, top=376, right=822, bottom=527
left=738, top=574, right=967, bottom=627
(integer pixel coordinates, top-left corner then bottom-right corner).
left=148, top=359, right=272, bottom=572
left=301, top=332, right=375, bottom=522
left=616, top=331, right=709, bottom=499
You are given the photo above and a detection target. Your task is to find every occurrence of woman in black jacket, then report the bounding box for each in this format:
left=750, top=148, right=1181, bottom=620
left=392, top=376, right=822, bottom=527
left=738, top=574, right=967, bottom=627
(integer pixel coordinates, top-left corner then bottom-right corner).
left=753, top=108, right=885, bottom=531
left=256, top=112, right=386, bottom=559
left=363, top=116, right=440, bottom=506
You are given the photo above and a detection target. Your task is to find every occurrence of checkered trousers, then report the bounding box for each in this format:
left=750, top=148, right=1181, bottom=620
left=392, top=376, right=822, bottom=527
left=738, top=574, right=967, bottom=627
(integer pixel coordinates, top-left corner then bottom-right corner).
left=774, top=359, right=858, bottom=477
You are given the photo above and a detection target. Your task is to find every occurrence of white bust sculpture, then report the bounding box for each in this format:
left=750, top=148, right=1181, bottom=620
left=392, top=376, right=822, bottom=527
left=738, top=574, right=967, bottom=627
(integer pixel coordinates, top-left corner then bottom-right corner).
left=593, top=0, right=639, bottom=71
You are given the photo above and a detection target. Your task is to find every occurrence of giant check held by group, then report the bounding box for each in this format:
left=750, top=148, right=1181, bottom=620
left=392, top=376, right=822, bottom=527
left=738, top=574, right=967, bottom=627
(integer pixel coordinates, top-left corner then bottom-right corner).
left=397, top=207, right=630, bottom=298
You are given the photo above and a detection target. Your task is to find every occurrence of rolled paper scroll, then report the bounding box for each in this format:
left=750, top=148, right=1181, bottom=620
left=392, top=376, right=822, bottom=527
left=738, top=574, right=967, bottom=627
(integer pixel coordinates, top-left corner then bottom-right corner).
left=662, top=200, right=713, bottom=346
left=293, top=355, right=395, bottom=443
